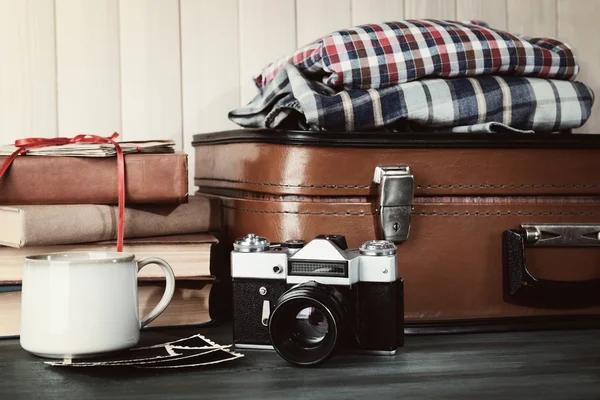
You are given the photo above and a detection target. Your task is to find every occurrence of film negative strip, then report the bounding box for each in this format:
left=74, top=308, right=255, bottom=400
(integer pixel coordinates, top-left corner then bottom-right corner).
left=46, top=334, right=243, bottom=369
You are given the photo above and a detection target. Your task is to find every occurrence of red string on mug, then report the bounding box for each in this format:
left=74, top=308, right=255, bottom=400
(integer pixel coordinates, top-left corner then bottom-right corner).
left=0, top=133, right=126, bottom=252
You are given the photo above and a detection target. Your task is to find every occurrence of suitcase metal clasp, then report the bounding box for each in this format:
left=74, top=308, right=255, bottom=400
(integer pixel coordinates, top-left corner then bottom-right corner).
left=373, top=166, right=414, bottom=243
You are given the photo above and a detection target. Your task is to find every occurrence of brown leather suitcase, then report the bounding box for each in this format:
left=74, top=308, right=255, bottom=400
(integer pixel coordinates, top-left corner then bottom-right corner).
left=193, top=129, right=600, bottom=333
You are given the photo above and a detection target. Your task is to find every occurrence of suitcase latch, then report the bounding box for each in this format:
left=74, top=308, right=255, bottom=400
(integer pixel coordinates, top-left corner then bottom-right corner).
left=373, top=166, right=414, bottom=243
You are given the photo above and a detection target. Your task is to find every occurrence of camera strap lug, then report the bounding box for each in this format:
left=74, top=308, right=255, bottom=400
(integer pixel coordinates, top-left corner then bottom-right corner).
left=373, top=166, right=414, bottom=243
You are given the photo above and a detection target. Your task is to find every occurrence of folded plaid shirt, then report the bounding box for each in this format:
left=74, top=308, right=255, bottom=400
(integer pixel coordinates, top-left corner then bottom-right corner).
left=230, top=63, right=594, bottom=133
left=255, top=20, right=579, bottom=90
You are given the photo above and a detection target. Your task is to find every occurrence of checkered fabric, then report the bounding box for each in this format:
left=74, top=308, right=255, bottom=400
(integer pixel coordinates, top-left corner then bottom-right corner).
left=255, top=20, right=579, bottom=90
left=230, top=64, right=594, bottom=133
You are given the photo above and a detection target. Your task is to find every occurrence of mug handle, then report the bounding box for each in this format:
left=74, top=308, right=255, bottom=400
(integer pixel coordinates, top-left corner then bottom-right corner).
left=137, top=257, right=176, bottom=328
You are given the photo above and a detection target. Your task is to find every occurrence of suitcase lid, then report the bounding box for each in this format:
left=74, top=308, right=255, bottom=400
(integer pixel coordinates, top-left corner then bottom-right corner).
left=193, top=129, right=600, bottom=149
left=192, top=129, right=600, bottom=199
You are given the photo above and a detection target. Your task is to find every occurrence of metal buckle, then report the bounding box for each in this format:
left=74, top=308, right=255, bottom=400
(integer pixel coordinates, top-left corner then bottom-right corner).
left=521, top=224, right=600, bottom=247
left=373, top=166, right=414, bottom=243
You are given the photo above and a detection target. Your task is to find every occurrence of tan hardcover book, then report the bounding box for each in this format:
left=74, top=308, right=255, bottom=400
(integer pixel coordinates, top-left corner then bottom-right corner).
left=0, top=281, right=213, bottom=338
left=0, top=234, right=218, bottom=285
left=141, top=281, right=213, bottom=328
left=0, top=196, right=221, bottom=248
left=0, top=152, right=188, bottom=205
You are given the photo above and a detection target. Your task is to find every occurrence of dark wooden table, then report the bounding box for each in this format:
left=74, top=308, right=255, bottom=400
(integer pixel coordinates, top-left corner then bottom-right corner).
left=1, top=324, right=599, bottom=399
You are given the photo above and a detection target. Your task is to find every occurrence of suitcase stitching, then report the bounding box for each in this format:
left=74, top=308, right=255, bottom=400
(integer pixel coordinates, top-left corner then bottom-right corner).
left=222, top=206, right=376, bottom=216
left=196, top=178, right=375, bottom=189
left=223, top=206, right=600, bottom=217
left=197, top=178, right=600, bottom=190
left=416, top=211, right=600, bottom=216
left=418, top=184, right=600, bottom=189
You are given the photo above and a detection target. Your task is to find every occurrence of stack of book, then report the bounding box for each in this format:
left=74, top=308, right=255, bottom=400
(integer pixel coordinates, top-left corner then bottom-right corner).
left=0, top=142, right=221, bottom=338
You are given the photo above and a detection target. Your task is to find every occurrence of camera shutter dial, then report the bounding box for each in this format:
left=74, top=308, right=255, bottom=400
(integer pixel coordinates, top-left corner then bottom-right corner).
left=360, top=240, right=397, bottom=256
left=233, top=233, right=270, bottom=252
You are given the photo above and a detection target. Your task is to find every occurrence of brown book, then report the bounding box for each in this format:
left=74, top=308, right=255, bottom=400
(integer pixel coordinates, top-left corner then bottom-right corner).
left=0, top=152, right=188, bottom=205
left=0, top=234, right=218, bottom=285
left=0, top=196, right=221, bottom=248
left=0, top=281, right=213, bottom=338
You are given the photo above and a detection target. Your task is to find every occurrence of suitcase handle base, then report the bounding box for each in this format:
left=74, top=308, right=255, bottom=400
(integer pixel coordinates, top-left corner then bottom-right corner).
left=503, top=225, right=600, bottom=308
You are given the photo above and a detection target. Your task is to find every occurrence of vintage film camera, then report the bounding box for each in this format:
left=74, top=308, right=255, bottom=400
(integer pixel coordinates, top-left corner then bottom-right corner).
left=231, top=233, right=404, bottom=366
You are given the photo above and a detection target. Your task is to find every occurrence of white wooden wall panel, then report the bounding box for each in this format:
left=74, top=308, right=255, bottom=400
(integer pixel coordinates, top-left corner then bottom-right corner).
left=404, top=0, right=456, bottom=20
left=456, top=0, right=507, bottom=30
left=181, top=0, right=240, bottom=192
left=238, top=0, right=297, bottom=105
left=557, top=0, right=599, bottom=134
left=55, top=0, right=121, bottom=136
left=351, top=0, right=405, bottom=26
left=296, top=0, right=352, bottom=47
left=119, top=0, right=182, bottom=146
left=0, top=0, right=57, bottom=144
left=507, top=0, right=556, bottom=37
left=1, top=0, right=599, bottom=158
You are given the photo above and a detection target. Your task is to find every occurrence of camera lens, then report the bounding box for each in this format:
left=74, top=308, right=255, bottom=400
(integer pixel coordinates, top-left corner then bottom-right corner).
left=269, top=281, right=345, bottom=366
left=291, top=307, right=329, bottom=347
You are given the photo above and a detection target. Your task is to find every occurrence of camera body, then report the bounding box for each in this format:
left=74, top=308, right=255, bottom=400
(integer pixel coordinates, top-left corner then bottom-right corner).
left=231, top=233, right=404, bottom=366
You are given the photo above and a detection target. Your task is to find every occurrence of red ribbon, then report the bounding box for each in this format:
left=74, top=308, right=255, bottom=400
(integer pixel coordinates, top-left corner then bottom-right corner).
left=0, top=133, right=126, bottom=252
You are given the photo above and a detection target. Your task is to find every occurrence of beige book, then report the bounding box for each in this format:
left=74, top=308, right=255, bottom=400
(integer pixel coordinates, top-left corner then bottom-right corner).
left=0, top=234, right=217, bottom=285
left=0, top=281, right=213, bottom=338
left=0, top=196, right=220, bottom=248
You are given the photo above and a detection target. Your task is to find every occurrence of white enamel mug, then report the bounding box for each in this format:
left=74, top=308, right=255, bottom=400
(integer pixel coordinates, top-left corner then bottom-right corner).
left=20, top=252, right=175, bottom=358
